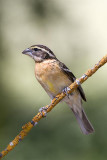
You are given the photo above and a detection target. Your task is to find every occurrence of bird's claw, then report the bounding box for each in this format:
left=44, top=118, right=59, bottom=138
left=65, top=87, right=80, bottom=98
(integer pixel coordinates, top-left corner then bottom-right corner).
left=39, top=107, right=47, bottom=117
left=62, top=87, right=71, bottom=98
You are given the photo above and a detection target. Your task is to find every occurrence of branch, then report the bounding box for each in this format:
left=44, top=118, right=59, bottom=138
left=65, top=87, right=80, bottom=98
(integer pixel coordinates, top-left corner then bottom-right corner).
left=0, top=54, right=107, bottom=159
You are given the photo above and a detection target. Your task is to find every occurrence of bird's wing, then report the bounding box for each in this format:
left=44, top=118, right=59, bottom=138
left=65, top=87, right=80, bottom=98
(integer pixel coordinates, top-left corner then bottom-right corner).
left=59, top=61, right=86, bottom=101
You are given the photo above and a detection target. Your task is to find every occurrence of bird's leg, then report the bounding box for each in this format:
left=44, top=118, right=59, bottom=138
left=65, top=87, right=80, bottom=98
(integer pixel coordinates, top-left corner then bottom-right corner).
left=39, top=96, right=56, bottom=117
left=39, top=106, right=48, bottom=117
left=62, top=87, right=71, bottom=98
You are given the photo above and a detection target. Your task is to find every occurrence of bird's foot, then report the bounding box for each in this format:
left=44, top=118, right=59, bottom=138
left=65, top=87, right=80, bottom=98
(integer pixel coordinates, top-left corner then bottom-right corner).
left=62, top=87, right=71, bottom=98
left=39, top=107, right=47, bottom=117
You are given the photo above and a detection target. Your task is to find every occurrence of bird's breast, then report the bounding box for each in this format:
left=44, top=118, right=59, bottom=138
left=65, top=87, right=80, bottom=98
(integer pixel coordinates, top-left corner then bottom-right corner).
left=35, top=60, right=72, bottom=97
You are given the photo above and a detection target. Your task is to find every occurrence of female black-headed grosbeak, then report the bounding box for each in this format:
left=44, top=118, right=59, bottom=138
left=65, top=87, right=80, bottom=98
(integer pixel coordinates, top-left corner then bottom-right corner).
left=22, top=45, right=94, bottom=135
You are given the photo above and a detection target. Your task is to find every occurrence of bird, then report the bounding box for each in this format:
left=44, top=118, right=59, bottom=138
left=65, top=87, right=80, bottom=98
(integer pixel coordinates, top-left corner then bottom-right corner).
left=22, top=44, right=94, bottom=135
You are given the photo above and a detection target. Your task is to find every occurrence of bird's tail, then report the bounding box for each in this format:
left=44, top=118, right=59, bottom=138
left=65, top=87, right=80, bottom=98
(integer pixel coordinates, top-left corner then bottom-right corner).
left=72, top=108, right=94, bottom=135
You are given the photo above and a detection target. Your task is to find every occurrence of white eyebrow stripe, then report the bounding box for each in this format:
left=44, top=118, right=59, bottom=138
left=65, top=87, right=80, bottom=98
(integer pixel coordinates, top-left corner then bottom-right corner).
left=32, top=46, right=55, bottom=57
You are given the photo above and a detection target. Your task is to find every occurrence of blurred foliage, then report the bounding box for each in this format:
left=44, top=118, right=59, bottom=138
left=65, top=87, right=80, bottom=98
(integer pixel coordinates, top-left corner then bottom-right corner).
left=0, top=0, right=107, bottom=160
left=27, top=0, right=63, bottom=23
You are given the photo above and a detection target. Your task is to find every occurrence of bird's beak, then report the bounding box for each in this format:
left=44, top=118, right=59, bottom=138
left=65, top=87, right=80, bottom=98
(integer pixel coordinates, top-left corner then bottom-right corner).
left=22, top=48, right=33, bottom=58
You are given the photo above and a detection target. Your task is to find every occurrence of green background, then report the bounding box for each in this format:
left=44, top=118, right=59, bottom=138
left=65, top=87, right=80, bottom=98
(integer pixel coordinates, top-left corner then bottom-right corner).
left=0, top=0, right=107, bottom=159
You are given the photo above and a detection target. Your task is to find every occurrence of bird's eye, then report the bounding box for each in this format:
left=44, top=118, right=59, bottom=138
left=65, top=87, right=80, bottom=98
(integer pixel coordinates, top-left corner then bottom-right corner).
left=34, top=48, right=38, bottom=51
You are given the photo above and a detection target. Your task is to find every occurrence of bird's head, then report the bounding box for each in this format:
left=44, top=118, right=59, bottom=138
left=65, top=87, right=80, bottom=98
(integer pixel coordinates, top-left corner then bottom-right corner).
left=22, top=45, right=56, bottom=62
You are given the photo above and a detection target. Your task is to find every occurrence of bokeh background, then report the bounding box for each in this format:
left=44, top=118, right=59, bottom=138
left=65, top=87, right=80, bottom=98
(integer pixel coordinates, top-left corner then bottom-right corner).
left=0, top=0, right=107, bottom=159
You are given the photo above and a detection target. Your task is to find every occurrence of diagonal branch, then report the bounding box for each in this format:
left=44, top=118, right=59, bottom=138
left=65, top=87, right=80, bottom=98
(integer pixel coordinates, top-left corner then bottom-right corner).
left=0, top=54, right=107, bottom=159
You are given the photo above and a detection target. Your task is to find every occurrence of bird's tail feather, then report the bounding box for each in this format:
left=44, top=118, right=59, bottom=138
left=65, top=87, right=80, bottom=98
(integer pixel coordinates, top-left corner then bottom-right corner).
left=72, top=108, right=94, bottom=135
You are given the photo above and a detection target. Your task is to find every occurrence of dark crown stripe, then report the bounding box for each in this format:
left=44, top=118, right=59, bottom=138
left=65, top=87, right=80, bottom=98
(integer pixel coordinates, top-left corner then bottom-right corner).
left=36, top=45, right=54, bottom=55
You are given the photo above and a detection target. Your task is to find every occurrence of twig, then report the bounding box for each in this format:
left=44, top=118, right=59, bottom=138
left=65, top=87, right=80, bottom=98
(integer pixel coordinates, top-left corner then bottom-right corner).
left=0, top=54, right=107, bottom=159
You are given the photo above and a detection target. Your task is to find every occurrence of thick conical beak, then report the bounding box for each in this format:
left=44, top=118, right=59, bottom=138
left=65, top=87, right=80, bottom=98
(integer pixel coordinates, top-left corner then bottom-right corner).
left=22, top=48, right=34, bottom=59
left=22, top=48, right=32, bottom=54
